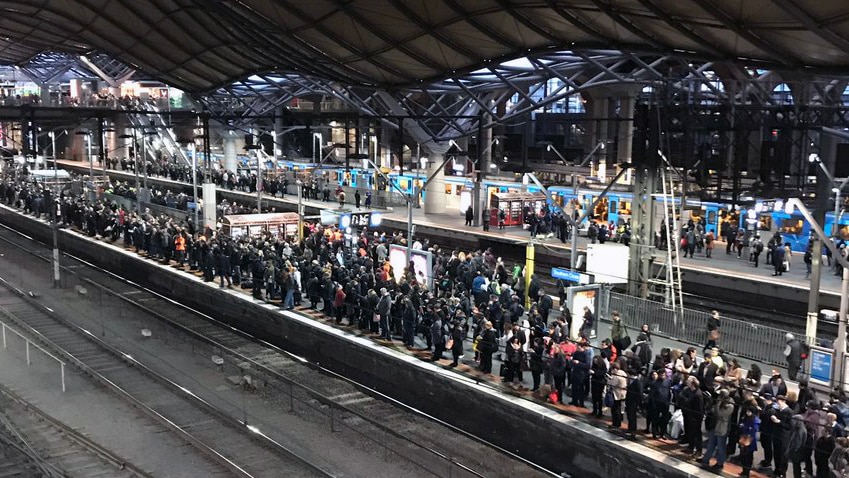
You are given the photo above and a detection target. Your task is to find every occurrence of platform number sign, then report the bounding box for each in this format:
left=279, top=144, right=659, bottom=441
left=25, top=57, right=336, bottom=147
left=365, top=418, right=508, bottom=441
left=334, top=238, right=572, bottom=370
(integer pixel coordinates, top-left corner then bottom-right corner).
left=350, top=212, right=371, bottom=227
left=340, top=212, right=372, bottom=229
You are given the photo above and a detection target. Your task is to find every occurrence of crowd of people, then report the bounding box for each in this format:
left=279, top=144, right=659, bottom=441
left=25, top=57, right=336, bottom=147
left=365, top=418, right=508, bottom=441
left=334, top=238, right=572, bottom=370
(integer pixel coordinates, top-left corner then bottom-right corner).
left=6, top=162, right=849, bottom=477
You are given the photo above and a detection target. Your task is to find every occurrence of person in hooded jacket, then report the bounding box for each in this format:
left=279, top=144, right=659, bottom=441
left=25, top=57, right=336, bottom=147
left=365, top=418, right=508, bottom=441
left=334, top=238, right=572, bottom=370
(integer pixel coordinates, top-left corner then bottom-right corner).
left=738, top=406, right=761, bottom=477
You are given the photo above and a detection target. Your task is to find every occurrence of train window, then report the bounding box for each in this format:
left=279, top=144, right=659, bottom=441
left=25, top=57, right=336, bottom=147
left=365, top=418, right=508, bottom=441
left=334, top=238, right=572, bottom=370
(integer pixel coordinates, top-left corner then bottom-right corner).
left=456, top=185, right=463, bottom=195
left=445, top=184, right=452, bottom=195
left=836, top=225, right=849, bottom=240
left=780, top=218, right=804, bottom=234
left=758, top=215, right=772, bottom=231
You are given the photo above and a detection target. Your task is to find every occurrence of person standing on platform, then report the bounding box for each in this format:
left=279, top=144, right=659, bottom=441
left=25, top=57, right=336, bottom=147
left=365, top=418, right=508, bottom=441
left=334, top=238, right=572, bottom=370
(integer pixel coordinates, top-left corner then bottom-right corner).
left=751, top=235, right=764, bottom=267
left=570, top=341, right=591, bottom=407
left=610, top=311, right=630, bottom=353
left=625, top=367, right=644, bottom=439
left=772, top=395, right=794, bottom=478
left=773, top=240, right=787, bottom=276
left=482, top=208, right=490, bottom=231
left=364, top=191, right=372, bottom=209
left=737, top=406, right=761, bottom=478
left=784, top=333, right=806, bottom=381
left=338, top=190, right=346, bottom=209
left=580, top=306, right=595, bottom=339
left=465, top=206, right=473, bottom=226
left=498, top=208, right=506, bottom=229
left=725, top=223, right=736, bottom=255
left=477, top=321, right=498, bottom=374
left=704, top=310, right=721, bottom=351
left=704, top=229, right=715, bottom=258
left=804, top=242, right=813, bottom=279
left=354, top=190, right=361, bottom=209
left=608, top=362, right=627, bottom=428
left=701, top=388, right=734, bottom=471
left=377, top=287, right=392, bottom=340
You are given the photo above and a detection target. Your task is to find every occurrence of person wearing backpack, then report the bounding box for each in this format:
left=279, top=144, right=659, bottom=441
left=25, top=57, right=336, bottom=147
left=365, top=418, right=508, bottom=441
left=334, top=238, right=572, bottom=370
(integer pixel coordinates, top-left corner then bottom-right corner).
left=610, top=311, right=631, bottom=353
left=784, top=333, right=805, bottom=381
left=751, top=235, right=764, bottom=267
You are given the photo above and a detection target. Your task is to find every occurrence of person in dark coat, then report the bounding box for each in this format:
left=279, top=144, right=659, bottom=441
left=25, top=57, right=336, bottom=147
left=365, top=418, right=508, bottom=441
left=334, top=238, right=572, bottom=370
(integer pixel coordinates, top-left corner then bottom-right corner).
left=625, top=368, right=644, bottom=439
left=477, top=321, right=498, bottom=374
left=590, top=354, right=607, bottom=418
left=376, top=288, right=392, bottom=340
left=430, top=316, right=446, bottom=361
left=647, top=370, right=672, bottom=439
left=570, top=342, right=591, bottom=407
left=772, top=395, right=794, bottom=478
left=401, top=296, right=417, bottom=347
left=680, top=376, right=706, bottom=456
left=354, top=190, right=361, bottom=209
left=448, top=319, right=465, bottom=367
left=464, top=206, right=474, bottom=226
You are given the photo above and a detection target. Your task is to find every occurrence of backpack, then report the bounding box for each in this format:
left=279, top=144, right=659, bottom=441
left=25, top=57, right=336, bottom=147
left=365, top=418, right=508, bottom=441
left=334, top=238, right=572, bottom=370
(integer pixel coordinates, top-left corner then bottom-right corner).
left=756, top=241, right=764, bottom=253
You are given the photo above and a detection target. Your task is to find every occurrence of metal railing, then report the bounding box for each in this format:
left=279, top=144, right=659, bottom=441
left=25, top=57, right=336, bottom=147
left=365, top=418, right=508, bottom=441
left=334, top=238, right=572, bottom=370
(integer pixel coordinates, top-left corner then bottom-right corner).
left=602, top=289, right=806, bottom=366
left=0, top=312, right=66, bottom=392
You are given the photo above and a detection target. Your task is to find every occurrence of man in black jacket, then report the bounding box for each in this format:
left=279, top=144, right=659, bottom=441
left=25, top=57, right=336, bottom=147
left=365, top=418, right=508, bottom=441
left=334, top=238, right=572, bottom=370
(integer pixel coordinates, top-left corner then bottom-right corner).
left=772, top=395, right=794, bottom=478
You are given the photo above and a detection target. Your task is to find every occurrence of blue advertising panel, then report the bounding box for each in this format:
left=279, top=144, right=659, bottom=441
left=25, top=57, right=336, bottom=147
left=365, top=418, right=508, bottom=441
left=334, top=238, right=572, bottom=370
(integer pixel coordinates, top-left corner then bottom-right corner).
left=810, top=347, right=833, bottom=387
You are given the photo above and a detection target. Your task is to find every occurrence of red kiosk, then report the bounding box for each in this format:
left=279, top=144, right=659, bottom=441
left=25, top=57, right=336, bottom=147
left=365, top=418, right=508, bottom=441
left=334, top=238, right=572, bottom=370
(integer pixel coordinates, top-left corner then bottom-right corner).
left=489, top=192, right=547, bottom=227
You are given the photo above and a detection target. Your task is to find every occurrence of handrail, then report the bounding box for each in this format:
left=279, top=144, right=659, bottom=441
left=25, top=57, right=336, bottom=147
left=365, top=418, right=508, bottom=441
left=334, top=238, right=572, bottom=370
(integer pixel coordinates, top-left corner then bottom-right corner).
left=0, top=309, right=66, bottom=392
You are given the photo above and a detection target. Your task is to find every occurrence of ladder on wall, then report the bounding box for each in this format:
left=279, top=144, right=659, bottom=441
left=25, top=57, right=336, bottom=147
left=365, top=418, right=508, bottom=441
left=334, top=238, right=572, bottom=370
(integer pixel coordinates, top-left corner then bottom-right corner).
left=648, top=165, right=685, bottom=326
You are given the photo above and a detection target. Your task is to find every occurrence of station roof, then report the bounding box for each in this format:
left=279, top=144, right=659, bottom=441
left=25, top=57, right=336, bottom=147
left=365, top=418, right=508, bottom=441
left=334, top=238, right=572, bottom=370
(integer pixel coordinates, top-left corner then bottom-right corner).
left=2, top=1, right=849, bottom=93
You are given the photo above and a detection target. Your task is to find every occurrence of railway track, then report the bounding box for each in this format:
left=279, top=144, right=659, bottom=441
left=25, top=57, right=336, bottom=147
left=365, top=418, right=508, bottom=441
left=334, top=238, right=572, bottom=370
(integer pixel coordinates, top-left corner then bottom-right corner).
left=0, top=383, right=148, bottom=478
left=0, top=279, right=332, bottom=478
left=0, top=219, right=556, bottom=477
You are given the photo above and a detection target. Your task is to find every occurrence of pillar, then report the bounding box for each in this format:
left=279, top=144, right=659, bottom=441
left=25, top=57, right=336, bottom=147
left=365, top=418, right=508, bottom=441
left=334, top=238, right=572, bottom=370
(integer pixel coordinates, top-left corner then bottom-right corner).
left=586, top=95, right=610, bottom=180
left=628, top=104, right=659, bottom=298
left=69, top=79, right=82, bottom=100
left=475, top=115, right=492, bottom=227
left=274, top=106, right=283, bottom=163
left=616, top=94, right=636, bottom=185
left=424, top=153, right=446, bottom=214
left=223, top=134, right=238, bottom=172
left=809, top=132, right=837, bottom=323
left=380, top=121, right=393, bottom=169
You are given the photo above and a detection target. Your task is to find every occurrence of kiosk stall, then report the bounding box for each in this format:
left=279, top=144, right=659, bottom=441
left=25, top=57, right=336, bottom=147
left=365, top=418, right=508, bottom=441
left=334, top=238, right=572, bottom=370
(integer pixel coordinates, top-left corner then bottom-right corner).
left=221, top=212, right=300, bottom=240
left=488, top=192, right=546, bottom=227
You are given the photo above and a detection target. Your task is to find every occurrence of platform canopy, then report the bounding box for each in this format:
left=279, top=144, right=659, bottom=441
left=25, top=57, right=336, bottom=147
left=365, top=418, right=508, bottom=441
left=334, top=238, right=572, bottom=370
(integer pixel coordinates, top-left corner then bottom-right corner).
left=2, top=1, right=849, bottom=94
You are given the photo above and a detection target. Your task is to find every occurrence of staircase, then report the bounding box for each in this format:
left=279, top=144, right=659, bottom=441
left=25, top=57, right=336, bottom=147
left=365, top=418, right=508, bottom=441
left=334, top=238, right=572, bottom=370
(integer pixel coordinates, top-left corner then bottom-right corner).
left=123, top=102, right=191, bottom=167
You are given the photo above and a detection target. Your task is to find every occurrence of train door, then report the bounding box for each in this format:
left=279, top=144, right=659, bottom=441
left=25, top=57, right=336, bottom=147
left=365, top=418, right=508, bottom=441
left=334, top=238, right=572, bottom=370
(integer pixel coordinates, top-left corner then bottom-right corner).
left=705, top=205, right=719, bottom=234
left=349, top=170, right=357, bottom=187
left=608, top=195, right=620, bottom=225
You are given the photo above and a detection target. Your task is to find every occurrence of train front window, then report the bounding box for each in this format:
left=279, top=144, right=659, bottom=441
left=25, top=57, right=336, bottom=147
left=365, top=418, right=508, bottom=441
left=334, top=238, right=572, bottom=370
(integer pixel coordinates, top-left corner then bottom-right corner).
left=780, top=218, right=803, bottom=234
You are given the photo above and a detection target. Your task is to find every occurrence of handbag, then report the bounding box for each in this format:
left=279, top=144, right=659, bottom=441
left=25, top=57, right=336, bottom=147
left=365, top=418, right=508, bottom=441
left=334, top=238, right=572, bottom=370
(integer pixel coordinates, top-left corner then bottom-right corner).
left=604, top=389, right=615, bottom=408
left=373, top=313, right=380, bottom=322
left=548, top=390, right=559, bottom=404
left=783, top=260, right=790, bottom=272
left=738, top=434, right=752, bottom=447
left=446, top=338, right=454, bottom=350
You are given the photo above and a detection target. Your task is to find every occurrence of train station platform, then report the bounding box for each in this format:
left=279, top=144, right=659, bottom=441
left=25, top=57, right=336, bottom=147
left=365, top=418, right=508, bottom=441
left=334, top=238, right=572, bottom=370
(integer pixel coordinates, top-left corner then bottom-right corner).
left=0, top=193, right=812, bottom=478
left=53, top=160, right=839, bottom=323
left=0, top=198, right=782, bottom=478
